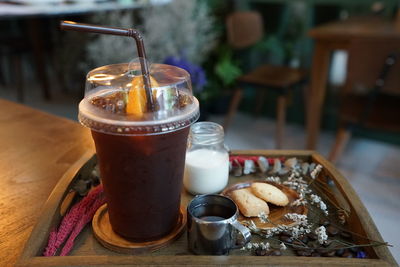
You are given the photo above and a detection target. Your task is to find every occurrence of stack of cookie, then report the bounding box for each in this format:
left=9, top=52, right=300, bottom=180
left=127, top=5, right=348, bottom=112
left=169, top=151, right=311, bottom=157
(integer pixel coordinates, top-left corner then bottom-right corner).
left=230, top=183, right=289, bottom=217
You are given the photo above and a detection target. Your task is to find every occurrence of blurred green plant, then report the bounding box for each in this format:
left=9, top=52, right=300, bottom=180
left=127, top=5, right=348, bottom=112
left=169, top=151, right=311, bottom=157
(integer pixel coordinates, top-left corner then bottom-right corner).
left=214, top=46, right=242, bottom=87
left=252, top=36, right=286, bottom=66
left=197, top=44, right=242, bottom=102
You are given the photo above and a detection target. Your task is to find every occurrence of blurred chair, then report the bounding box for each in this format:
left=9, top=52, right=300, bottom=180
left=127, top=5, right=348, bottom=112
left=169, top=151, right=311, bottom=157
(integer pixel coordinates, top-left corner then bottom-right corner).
left=0, top=36, right=26, bottom=102
left=328, top=40, right=400, bottom=163
left=0, top=19, right=52, bottom=102
left=223, top=11, right=307, bottom=149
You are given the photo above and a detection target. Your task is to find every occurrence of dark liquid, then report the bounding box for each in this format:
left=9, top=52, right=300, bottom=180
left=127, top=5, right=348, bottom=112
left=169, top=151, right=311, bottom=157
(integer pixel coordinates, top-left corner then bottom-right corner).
left=92, top=127, right=189, bottom=241
left=200, top=216, right=226, bottom=222
left=192, top=204, right=234, bottom=222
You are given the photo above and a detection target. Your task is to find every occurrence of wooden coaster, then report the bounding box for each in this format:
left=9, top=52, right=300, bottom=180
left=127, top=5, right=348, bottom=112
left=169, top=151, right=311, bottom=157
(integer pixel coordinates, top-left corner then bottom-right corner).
left=92, top=204, right=186, bottom=254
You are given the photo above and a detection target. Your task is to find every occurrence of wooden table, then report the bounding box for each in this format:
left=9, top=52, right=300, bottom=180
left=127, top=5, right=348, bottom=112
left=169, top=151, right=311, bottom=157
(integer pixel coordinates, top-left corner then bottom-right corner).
left=306, top=16, right=400, bottom=149
left=0, top=100, right=396, bottom=266
left=0, top=99, right=94, bottom=267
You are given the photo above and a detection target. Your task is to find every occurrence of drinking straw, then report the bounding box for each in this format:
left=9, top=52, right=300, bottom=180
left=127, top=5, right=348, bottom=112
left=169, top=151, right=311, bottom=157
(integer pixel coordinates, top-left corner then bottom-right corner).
left=60, top=21, right=154, bottom=112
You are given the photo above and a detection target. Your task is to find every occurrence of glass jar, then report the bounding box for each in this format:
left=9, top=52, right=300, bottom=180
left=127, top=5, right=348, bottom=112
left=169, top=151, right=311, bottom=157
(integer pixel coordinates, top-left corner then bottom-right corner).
left=183, top=122, right=229, bottom=195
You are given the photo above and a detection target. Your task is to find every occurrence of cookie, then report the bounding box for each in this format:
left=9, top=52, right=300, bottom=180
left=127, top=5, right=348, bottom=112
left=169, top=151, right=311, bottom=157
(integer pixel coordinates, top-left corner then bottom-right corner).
left=230, top=188, right=270, bottom=217
left=251, top=183, right=289, bottom=206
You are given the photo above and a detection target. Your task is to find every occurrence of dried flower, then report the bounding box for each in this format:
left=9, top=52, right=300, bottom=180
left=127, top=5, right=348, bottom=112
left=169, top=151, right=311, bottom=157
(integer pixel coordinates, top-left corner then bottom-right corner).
left=284, top=213, right=308, bottom=226
left=261, top=242, right=270, bottom=250
left=310, top=194, right=320, bottom=203
left=291, top=197, right=308, bottom=206
left=257, top=211, right=269, bottom=223
left=315, top=226, right=328, bottom=244
left=243, top=241, right=270, bottom=251
left=244, top=242, right=253, bottom=250
left=245, top=220, right=260, bottom=234
left=311, top=164, right=323, bottom=179
left=291, top=227, right=300, bottom=238
left=43, top=185, right=104, bottom=256
left=235, top=159, right=337, bottom=251
left=310, top=194, right=329, bottom=215
left=283, top=170, right=311, bottom=197
left=265, top=176, right=281, bottom=184
left=319, top=201, right=327, bottom=211
left=59, top=196, right=106, bottom=256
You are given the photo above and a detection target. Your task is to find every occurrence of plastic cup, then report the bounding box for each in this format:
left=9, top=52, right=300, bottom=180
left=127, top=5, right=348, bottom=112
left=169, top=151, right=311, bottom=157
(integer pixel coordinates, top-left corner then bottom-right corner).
left=79, top=61, right=199, bottom=241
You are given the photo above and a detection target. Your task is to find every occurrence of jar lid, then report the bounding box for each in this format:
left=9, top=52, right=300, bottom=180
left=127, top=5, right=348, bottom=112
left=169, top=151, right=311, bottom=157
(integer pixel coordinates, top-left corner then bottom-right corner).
left=189, top=122, right=225, bottom=145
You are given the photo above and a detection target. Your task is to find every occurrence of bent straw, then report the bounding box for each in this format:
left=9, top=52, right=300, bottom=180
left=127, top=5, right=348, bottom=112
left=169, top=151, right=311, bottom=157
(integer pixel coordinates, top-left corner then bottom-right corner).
left=60, top=21, right=154, bottom=112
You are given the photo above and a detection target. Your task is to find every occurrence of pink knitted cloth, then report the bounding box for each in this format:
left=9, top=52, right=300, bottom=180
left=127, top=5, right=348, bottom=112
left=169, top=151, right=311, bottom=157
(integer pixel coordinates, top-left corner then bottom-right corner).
left=43, top=184, right=105, bottom=256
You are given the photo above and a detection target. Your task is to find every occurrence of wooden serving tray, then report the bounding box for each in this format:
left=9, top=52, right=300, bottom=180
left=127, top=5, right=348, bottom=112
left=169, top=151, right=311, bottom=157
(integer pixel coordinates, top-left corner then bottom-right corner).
left=16, top=150, right=396, bottom=266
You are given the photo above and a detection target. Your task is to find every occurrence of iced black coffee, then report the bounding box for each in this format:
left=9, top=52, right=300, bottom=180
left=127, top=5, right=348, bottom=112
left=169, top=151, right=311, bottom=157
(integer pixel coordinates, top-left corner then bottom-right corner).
left=79, top=63, right=199, bottom=241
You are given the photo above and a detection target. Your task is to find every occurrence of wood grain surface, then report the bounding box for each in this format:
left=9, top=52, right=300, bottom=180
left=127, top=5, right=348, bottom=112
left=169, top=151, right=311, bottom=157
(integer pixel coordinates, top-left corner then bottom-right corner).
left=309, top=16, right=400, bottom=40
left=16, top=149, right=396, bottom=266
left=92, top=204, right=186, bottom=254
left=0, top=99, right=94, bottom=267
left=306, top=16, right=400, bottom=149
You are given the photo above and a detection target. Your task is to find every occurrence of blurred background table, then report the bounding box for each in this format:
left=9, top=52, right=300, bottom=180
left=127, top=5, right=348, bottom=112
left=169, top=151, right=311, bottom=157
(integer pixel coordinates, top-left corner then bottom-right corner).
left=0, top=99, right=94, bottom=267
left=307, top=16, right=400, bottom=149
left=0, top=0, right=149, bottom=18
left=0, top=0, right=153, bottom=101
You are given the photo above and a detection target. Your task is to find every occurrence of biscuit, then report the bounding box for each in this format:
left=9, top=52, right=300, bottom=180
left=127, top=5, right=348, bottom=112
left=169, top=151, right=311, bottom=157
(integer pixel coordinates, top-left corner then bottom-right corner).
left=251, top=183, right=289, bottom=206
left=230, top=188, right=270, bottom=217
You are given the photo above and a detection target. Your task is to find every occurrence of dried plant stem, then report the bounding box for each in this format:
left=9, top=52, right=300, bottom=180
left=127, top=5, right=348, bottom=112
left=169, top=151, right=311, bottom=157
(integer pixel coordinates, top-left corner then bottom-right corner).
left=270, top=236, right=389, bottom=252
left=326, top=221, right=391, bottom=246
left=309, top=177, right=350, bottom=215
left=239, top=157, right=390, bottom=255
left=311, top=185, right=344, bottom=211
left=330, top=240, right=392, bottom=249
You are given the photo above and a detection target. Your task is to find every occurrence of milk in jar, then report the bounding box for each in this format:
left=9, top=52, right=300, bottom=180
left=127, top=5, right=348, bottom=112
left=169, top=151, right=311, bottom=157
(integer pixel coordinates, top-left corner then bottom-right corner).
left=184, top=149, right=229, bottom=195
left=183, top=122, right=229, bottom=195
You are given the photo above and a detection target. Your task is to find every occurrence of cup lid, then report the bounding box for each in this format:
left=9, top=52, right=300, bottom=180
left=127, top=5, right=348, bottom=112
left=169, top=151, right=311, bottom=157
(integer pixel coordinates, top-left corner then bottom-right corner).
left=79, top=61, right=199, bottom=135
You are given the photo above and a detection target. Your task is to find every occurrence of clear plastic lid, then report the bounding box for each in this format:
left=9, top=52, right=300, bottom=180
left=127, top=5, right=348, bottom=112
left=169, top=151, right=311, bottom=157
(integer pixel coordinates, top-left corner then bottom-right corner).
left=79, top=60, right=200, bottom=135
